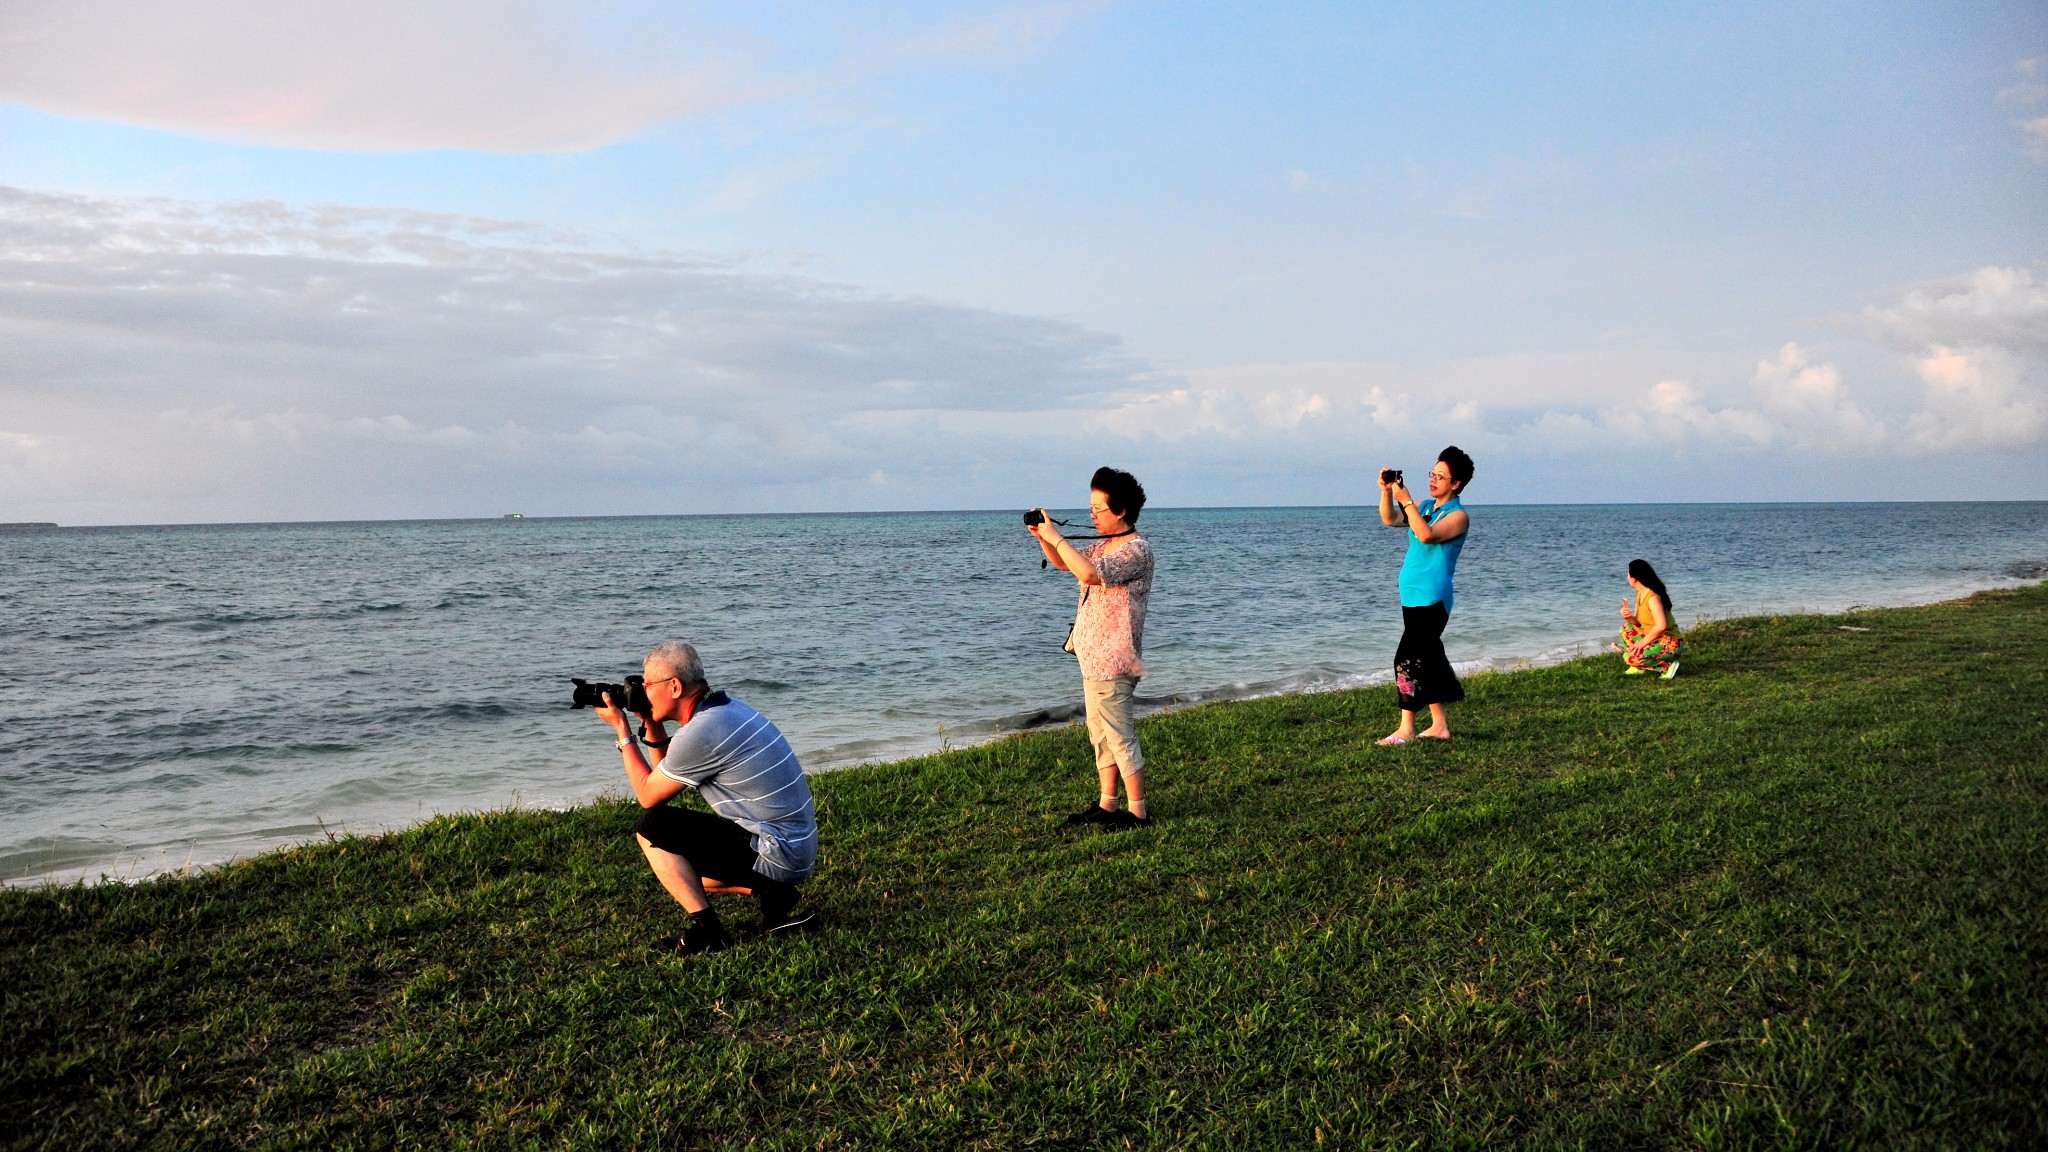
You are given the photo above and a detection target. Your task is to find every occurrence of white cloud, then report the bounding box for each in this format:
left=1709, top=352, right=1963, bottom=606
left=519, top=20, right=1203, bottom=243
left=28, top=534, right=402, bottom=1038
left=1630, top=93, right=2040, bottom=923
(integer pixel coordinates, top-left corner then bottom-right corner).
left=0, top=1, right=1084, bottom=153
left=3, top=185, right=2042, bottom=522
left=1521, top=268, right=2048, bottom=460
left=2001, top=59, right=2048, bottom=163
left=886, top=2, right=1098, bottom=63
left=1286, top=169, right=1331, bottom=193
left=1866, top=266, right=2048, bottom=451
left=2023, top=117, right=2048, bottom=165
left=1749, top=343, right=1889, bottom=453
left=0, top=184, right=1137, bottom=521
left=1864, top=264, right=2048, bottom=354
left=1901, top=344, right=2045, bottom=452
left=1606, top=378, right=1778, bottom=447
left=2002, top=57, right=2048, bottom=107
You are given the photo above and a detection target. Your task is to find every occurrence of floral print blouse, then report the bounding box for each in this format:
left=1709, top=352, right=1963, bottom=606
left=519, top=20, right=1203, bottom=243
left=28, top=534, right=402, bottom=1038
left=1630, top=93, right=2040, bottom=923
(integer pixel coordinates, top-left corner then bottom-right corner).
left=1071, top=534, right=1154, bottom=682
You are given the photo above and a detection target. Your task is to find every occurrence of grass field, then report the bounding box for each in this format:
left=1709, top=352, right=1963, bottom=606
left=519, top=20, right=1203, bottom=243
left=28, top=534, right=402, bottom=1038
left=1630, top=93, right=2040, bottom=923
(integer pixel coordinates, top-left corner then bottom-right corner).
left=5, top=585, right=2046, bottom=1150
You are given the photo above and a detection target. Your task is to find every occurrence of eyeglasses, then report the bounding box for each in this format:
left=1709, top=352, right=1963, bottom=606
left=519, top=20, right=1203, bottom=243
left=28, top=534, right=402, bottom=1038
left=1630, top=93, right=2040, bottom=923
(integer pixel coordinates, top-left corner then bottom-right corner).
left=642, top=676, right=681, bottom=691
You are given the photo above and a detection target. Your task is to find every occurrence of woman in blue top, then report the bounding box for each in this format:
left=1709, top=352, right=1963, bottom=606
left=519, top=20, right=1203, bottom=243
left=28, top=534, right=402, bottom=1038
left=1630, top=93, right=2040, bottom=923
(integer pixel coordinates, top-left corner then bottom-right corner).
left=1376, top=446, right=1474, bottom=744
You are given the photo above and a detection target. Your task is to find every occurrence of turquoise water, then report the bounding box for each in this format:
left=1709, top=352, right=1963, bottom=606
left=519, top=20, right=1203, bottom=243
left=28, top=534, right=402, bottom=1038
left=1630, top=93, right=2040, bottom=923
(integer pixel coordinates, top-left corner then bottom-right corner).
left=3, top=503, right=2044, bottom=884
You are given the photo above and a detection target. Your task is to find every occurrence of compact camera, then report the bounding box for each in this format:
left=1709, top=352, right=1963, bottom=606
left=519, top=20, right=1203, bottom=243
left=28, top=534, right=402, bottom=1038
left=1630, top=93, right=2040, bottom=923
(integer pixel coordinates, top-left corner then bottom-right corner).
left=1380, top=468, right=1404, bottom=486
left=1023, top=509, right=1046, bottom=526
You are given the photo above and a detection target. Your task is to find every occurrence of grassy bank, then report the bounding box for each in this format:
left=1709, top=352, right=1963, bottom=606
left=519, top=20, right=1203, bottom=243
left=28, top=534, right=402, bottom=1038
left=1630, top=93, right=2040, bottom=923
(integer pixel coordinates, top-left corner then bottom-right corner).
left=6, top=586, right=2047, bottom=1150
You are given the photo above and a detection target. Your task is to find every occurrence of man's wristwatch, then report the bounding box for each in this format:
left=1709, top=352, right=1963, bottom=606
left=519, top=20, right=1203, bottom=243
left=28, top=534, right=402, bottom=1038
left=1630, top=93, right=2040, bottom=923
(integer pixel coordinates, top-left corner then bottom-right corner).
left=615, top=732, right=635, bottom=751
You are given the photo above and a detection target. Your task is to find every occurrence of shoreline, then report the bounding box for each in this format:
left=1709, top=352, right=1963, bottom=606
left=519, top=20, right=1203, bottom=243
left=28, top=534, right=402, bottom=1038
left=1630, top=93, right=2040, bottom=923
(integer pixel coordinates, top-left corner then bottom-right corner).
left=6, top=581, right=2043, bottom=1145
left=795, top=561, right=2048, bottom=769
left=12, top=573, right=2044, bottom=891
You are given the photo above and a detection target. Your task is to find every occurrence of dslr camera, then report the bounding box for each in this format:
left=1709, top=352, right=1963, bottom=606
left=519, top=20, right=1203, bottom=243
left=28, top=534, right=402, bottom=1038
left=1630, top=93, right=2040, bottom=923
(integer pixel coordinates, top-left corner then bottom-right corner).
left=1380, top=468, right=1403, bottom=486
left=569, top=674, right=651, bottom=713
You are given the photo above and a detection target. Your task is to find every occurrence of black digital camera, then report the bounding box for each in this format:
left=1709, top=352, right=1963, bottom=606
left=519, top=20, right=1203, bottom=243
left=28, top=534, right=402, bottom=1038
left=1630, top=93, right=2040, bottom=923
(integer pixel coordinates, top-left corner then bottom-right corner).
left=1023, top=509, right=1046, bottom=526
left=570, top=675, right=651, bottom=713
left=1380, top=468, right=1403, bottom=486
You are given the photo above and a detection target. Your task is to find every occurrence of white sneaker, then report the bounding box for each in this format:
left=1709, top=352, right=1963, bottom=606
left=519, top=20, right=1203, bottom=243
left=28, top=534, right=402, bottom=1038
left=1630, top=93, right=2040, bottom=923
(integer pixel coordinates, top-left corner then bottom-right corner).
left=1661, top=661, right=1681, bottom=680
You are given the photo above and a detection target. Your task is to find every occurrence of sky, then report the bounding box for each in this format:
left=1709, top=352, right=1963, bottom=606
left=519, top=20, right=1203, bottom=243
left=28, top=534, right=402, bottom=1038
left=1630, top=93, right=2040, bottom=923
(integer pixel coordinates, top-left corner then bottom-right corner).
left=0, top=0, right=2043, bottom=524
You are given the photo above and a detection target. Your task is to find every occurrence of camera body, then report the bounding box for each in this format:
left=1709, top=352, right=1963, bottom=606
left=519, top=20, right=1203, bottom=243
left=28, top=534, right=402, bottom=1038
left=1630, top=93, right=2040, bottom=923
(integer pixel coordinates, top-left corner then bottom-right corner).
left=1381, top=468, right=1404, bottom=486
left=1023, top=509, right=1045, bottom=526
left=570, top=675, right=651, bottom=713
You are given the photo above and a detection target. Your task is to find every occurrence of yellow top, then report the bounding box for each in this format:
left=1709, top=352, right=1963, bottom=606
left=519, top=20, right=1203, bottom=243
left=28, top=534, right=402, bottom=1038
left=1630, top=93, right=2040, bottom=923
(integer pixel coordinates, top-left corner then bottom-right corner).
left=1635, top=587, right=1678, bottom=637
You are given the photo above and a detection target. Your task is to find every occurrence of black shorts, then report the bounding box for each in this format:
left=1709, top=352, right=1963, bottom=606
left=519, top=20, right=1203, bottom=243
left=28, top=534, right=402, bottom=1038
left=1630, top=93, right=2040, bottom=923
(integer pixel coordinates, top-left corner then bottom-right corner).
left=634, top=806, right=765, bottom=885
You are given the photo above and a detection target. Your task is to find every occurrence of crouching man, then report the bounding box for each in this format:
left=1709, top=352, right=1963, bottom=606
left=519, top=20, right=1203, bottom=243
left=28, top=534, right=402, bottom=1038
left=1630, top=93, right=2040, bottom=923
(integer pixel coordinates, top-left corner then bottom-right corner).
left=593, top=640, right=819, bottom=957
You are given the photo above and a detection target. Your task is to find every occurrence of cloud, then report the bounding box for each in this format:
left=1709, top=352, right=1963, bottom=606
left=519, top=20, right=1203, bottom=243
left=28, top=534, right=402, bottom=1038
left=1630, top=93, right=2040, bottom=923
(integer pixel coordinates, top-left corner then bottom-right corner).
left=0, top=184, right=1138, bottom=521
left=2022, top=117, right=2048, bottom=165
left=0, top=1, right=1084, bottom=153
left=1898, top=343, right=2045, bottom=453
left=2001, top=58, right=2048, bottom=163
left=3, top=185, right=2043, bottom=522
left=1286, top=169, right=1331, bottom=194
left=1524, top=268, right=2048, bottom=459
left=1749, top=343, right=1889, bottom=453
left=887, top=2, right=1098, bottom=63
left=1865, top=266, right=2048, bottom=450
left=1862, top=264, right=2048, bottom=354
left=2002, top=57, right=2048, bottom=107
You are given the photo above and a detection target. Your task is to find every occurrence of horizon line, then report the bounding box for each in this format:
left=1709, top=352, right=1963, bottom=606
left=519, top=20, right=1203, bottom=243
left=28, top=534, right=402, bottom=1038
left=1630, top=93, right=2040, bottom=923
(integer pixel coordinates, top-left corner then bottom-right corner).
left=6, top=498, right=2047, bottom=532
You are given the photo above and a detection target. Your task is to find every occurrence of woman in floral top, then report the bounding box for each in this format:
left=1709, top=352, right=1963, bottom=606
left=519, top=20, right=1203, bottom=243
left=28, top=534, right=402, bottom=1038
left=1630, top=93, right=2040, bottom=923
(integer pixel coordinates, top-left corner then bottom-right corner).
left=1027, top=467, right=1156, bottom=831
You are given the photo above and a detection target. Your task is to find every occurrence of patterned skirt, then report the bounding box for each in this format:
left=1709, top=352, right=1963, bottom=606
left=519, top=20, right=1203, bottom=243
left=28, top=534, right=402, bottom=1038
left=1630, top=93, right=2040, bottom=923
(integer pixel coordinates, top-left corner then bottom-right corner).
left=1621, top=623, right=1682, bottom=672
left=1395, top=602, right=1464, bottom=711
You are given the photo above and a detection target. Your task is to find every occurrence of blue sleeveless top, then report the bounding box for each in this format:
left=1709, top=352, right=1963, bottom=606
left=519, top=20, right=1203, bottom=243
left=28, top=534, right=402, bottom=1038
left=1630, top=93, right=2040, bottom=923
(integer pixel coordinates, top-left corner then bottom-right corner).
left=1398, top=496, right=1467, bottom=612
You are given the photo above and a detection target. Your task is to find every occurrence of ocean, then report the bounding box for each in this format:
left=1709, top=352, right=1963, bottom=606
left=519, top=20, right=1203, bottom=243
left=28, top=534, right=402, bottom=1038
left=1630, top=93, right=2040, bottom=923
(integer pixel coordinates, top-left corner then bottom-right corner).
left=4, top=502, right=2045, bottom=885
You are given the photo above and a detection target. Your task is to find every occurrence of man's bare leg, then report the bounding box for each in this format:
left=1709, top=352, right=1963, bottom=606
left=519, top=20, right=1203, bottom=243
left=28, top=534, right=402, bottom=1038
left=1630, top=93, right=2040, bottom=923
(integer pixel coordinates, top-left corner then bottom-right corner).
left=637, top=832, right=711, bottom=914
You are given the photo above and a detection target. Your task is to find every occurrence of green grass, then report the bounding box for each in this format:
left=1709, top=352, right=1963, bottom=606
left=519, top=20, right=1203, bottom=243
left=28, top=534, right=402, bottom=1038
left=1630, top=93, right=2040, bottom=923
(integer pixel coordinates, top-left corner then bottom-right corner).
left=6, top=586, right=2048, bottom=1150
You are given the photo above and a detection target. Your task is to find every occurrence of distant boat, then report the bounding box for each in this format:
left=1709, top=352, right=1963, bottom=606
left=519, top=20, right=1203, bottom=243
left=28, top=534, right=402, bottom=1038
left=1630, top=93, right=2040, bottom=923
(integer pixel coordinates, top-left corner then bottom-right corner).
left=502, top=514, right=524, bottom=519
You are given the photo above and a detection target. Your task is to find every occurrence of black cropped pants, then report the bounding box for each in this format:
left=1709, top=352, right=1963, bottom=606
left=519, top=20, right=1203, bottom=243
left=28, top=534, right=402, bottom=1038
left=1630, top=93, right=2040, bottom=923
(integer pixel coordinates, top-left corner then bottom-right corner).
left=1394, top=601, right=1464, bottom=711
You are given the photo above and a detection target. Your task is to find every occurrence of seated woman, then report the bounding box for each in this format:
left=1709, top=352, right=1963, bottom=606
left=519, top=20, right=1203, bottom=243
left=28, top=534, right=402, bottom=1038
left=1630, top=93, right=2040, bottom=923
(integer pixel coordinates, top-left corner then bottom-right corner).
left=1620, top=559, right=1682, bottom=678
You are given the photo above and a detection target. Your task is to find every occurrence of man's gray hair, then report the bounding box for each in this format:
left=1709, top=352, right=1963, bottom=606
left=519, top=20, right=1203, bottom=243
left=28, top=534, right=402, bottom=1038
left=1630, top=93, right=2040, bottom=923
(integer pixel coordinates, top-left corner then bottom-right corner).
left=646, top=640, right=708, bottom=690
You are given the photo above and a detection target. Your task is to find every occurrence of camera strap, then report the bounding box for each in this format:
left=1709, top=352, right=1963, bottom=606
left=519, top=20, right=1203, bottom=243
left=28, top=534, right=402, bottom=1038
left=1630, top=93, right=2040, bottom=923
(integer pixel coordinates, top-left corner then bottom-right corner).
left=1039, top=521, right=1135, bottom=568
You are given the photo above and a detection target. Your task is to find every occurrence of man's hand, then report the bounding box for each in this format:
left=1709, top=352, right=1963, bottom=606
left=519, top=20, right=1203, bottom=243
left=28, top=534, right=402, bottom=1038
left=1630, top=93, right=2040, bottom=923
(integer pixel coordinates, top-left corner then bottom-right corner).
left=594, top=692, right=630, bottom=737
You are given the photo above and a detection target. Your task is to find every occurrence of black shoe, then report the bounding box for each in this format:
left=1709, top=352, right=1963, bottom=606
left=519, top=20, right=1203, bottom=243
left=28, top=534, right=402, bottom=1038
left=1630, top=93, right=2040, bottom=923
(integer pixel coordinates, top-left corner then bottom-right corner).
left=757, top=908, right=824, bottom=938
left=1065, top=802, right=1118, bottom=826
left=1102, top=810, right=1154, bottom=832
left=650, top=916, right=734, bottom=957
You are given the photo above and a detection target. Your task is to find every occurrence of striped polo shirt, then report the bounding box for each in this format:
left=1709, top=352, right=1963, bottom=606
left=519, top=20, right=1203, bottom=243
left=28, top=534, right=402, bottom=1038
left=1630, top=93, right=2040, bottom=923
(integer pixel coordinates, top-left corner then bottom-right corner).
left=655, top=693, right=818, bottom=882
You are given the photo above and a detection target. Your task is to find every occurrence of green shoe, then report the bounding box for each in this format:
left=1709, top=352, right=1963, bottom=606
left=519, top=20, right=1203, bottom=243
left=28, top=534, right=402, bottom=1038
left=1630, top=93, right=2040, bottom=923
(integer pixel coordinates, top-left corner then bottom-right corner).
left=1623, top=666, right=1646, bottom=676
left=1661, top=661, right=1681, bottom=680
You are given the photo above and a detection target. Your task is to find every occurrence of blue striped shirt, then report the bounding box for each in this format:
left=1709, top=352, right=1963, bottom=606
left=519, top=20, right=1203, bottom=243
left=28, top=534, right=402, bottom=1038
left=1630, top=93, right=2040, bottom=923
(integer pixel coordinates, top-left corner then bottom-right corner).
left=655, top=693, right=818, bottom=882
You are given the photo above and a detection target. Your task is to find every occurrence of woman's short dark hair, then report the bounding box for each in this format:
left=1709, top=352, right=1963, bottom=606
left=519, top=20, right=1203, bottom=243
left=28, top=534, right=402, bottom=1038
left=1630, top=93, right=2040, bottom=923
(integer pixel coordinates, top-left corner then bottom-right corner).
left=1438, top=445, right=1475, bottom=491
left=1090, top=466, right=1147, bottom=523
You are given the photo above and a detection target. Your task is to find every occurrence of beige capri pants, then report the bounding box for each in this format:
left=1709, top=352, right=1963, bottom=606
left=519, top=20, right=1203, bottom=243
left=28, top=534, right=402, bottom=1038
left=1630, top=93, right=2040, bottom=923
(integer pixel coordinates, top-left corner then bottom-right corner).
left=1084, top=676, right=1145, bottom=776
